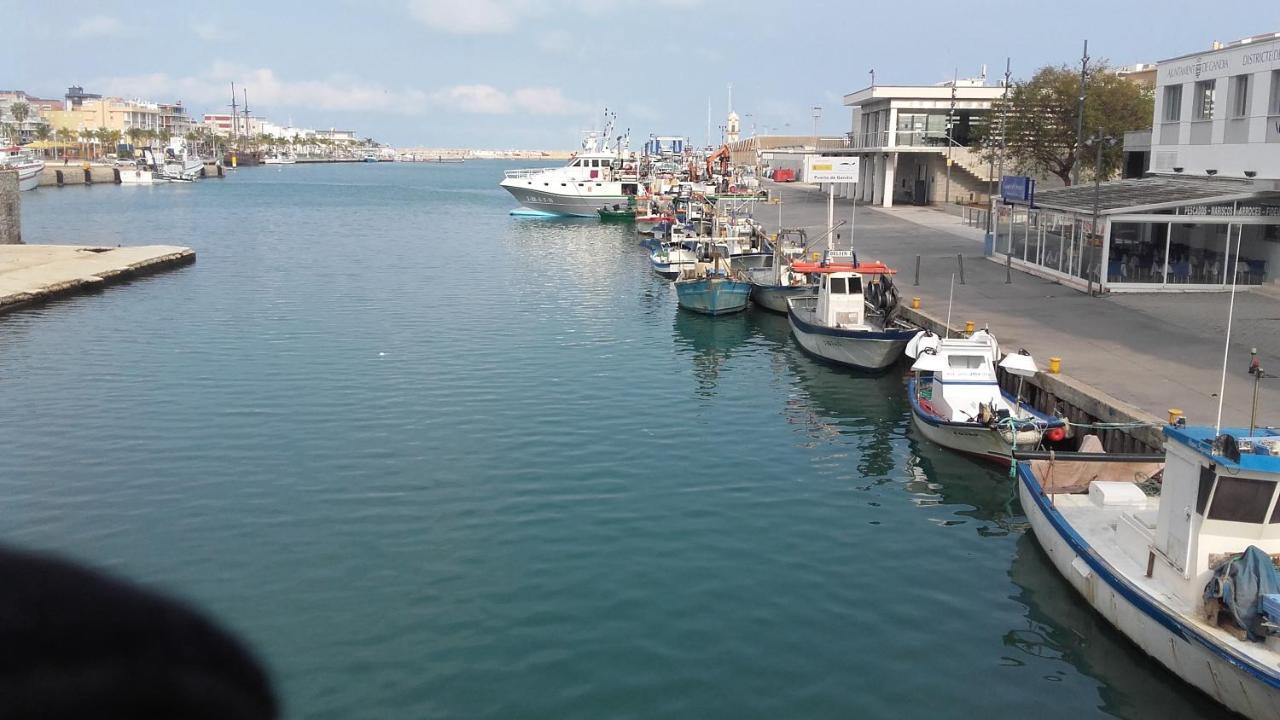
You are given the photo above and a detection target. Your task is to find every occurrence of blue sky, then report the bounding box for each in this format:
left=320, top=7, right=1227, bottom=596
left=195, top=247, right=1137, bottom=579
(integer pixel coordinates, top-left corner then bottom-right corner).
left=9, top=0, right=1271, bottom=148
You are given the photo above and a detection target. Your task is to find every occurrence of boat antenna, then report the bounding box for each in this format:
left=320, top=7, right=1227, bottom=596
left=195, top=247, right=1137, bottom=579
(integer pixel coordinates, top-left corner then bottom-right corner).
left=944, top=273, right=956, bottom=339
left=1214, top=224, right=1243, bottom=435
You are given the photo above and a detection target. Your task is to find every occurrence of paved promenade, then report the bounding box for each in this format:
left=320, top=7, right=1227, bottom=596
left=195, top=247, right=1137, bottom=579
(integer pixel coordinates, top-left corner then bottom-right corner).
left=0, top=245, right=195, bottom=314
left=764, top=182, right=1279, bottom=429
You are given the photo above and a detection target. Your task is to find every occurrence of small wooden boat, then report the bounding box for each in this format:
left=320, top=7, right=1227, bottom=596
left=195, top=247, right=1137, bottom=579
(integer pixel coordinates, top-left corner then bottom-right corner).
left=1017, top=426, right=1280, bottom=719
left=597, top=205, right=636, bottom=222
left=675, top=256, right=751, bottom=316
left=906, top=329, right=1066, bottom=464
left=786, top=270, right=914, bottom=371
left=649, top=239, right=698, bottom=280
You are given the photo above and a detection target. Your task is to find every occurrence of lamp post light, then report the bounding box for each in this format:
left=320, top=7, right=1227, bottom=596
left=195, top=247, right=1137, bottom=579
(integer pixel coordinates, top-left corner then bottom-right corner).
left=812, top=105, right=822, bottom=151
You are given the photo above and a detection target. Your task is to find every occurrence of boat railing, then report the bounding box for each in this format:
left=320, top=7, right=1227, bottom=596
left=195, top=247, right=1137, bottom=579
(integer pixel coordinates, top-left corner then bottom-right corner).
left=504, top=168, right=550, bottom=179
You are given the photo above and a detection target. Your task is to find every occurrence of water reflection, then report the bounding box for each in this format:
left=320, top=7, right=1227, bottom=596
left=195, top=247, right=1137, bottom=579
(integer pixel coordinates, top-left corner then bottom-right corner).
left=905, top=437, right=1020, bottom=537
left=1005, top=533, right=1223, bottom=719
left=671, top=310, right=751, bottom=397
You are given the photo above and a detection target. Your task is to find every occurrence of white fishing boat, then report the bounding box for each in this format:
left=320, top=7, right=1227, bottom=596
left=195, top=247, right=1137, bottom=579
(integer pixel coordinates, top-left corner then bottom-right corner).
left=264, top=155, right=296, bottom=165
left=650, top=239, right=699, bottom=280
left=906, top=329, right=1066, bottom=464
left=786, top=269, right=914, bottom=371
left=1, top=145, right=45, bottom=191
left=500, top=114, right=642, bottom=217
left=158, top=140, right=203, bottom=182
left=1017, top=426, right=1280, bottom=719
left=742, top=256, right=814, bottom=313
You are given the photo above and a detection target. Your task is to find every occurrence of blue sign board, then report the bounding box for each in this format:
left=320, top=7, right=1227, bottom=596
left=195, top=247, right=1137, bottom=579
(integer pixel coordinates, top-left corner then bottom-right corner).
left=1000, top=175, right=1035, bottom=205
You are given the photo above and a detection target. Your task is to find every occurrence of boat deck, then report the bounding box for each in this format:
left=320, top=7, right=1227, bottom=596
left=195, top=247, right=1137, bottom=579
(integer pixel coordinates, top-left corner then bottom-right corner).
left=1050, top=490, right=1280, bottom=671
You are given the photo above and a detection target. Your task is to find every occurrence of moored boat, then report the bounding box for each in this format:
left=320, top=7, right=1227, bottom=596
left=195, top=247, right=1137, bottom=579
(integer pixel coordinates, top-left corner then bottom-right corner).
left=675, top=257, right=751, bottom=316
left=597, top=204, right=636, bottom=222
left=1, top=146, right=45, bottom=191
left=649, top=239, right=699, bottom=280
left=786, top=269, right=914, bottom=371
left=906, top=329, right=1066, bottom=464
left=1017, top=426, right=1280, bottom=719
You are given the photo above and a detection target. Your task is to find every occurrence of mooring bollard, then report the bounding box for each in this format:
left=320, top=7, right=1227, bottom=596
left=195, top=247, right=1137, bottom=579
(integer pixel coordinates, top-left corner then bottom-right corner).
left=1168, top=408, right=1183, bottom=425
left=913, top=254, right=921, bottom=286
left=1048, top=357, right=1062, bottom=374
left=964, top=320, right=975, bottom=333
left=911, top=297, right=921, bottom=309
left=958, top=253, right=966, bottom=285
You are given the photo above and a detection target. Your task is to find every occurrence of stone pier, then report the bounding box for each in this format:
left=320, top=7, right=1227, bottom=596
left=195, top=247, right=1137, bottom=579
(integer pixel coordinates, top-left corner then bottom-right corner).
left=0, top=171, right=19, bottom=245
left=0, top=245, right=195, bottom=314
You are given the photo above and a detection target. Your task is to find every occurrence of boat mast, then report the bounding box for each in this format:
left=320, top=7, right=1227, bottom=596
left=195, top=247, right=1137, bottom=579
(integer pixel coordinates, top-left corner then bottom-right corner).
left=229, top=83, right=238, bottom=142
left=1214, top=224, right=1244, bottom=436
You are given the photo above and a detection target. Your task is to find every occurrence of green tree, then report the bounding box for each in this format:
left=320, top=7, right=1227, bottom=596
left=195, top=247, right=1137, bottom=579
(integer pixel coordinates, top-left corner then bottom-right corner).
left=978, top=62, right=1153, bottom=186
left=34, top=124, right=51, bottom=157
left=126, top=126, right=146, bottom=150
left=55, top=127, right=74, bottom=158
left=158, top=128, right=172, bottom=146
left=9, top=101, right=30, bottom=142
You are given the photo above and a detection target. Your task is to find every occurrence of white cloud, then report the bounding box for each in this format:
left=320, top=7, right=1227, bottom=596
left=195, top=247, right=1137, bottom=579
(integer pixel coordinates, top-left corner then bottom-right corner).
left=191, top=20, right=229, bottom=42
left=511, top=87, right=588, bottom=116
left=97, top=67, right=583, bottom=121
left=409, top=0, right=698, bottom=35
left=406, top=0, right=531, bottom=34
left=71, top=15, right=124, bottom=38
left=98, top=65, right=429, bottom=115
left=430, top=84, right=588, bottom=116
left=430, top=84, right=512, bottom=113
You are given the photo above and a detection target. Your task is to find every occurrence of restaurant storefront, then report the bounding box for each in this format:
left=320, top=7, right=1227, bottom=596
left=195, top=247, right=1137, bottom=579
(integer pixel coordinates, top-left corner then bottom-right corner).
left=994, top=177, right=1280, bottom=292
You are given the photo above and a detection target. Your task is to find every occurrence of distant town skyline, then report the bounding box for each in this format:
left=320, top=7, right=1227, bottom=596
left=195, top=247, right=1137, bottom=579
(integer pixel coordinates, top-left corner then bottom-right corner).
left=9, top=0, right=1274, bottom=148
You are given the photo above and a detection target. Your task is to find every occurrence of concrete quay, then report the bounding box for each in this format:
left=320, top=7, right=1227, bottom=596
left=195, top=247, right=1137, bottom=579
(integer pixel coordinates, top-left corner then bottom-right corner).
left=0, top=244, right=194, bottom=314
left=35, top=163, right=225, bottom=187
left=763, top=181, right=1279, bottom=437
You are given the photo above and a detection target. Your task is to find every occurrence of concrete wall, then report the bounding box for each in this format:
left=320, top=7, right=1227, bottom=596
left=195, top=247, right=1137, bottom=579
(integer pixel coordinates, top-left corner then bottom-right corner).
left=890, top=154, right=993, bottom=206
left=0, top=171, right=19, bottom=245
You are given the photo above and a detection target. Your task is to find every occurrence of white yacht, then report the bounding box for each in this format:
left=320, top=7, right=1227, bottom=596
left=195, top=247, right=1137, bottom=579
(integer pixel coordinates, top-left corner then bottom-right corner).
left=1, top=145, right=45, bottom=191
left=501, top=120, right=641, bottom=217
left=1019, top=427, right=1280, bottom=719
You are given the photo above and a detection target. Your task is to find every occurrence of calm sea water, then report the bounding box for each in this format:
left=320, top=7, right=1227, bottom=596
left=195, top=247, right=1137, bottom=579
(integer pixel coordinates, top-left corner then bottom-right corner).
left=4, top=162, right=1222, bottom=718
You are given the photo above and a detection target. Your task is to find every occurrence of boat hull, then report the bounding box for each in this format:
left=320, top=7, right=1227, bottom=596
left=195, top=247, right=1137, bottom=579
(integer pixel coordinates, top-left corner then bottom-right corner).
left=118, top=168, right=157, bottom=185
left=500, top=178, right=628, bottom=217
left=787, top=304, right=912, bottom=371
left=749, top=283, right=815, bottom=314
left=14, top=163, right=42, bottom=191
left=1017, top=466, right=1280, bottom=720
left=908, top=379, right=1052, bottom=465
left=676, top=278, right=751, bottom=315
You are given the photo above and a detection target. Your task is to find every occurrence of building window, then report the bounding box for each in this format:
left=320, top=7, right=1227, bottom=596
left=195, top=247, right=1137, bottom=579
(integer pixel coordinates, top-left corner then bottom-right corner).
left=1163, top=84, right=1182, bottom=122
left=1271, top=70, right=1280, bottom=116
left=1230, top=74, right=1250, bottom=118
left=1193, top=79, right=1216, bottom=120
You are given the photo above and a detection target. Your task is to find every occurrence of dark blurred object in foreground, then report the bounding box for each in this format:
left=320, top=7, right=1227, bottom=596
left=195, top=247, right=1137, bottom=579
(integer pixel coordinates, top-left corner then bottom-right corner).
left=0, top=545, right=278, bottom=719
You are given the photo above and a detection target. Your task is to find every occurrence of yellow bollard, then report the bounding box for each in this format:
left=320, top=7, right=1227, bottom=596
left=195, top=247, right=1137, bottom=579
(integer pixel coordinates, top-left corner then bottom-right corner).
left=964, top=321, right=975, bottom=334
left=812, top=252, right=821, bottom=262
left=1048, top=357, right=1061, bottom=374
left=911, top=297, right=921, bottom=309
left=1168, top=408, right=1184, bottom=425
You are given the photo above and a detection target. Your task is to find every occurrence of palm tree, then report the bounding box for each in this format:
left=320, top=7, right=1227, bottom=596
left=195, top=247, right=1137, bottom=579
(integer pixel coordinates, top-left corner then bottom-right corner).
left=34, top=124, right=51, bottom=158
left=94, top=127, right=112, bottom=159
left=55, top=127, right=73, bottom=159
left=9, top=101, right=30, bottom=142
left=125, top=127, right=145, bottom=154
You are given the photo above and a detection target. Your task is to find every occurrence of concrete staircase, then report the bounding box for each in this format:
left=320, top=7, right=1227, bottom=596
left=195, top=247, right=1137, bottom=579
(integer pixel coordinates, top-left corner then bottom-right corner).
left=950, top=147, right=995, bottom=182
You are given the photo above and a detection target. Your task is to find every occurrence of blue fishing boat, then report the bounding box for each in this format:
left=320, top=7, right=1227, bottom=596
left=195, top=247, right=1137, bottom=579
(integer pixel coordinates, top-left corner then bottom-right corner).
left=675, top=255, right=751, bottom=316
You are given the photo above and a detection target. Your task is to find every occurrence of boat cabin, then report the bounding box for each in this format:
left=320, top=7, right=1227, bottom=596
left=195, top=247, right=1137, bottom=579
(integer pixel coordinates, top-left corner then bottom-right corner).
left=911, top=331, right=1008, bottom=423
left=815, top=272, right=865, bottom=328
left=1136, top=427, right=1280, bottom=607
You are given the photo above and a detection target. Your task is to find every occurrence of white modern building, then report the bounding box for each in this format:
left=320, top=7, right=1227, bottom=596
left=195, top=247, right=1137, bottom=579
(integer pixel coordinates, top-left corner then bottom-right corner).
left=1001, top=33, right=1280, bottom=292
left=842, top=76, right=1004, bottom=207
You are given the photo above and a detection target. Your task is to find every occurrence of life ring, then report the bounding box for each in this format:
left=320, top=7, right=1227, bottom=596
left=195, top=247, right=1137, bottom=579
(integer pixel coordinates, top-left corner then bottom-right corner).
left=728, top=184, right=738, bottom=193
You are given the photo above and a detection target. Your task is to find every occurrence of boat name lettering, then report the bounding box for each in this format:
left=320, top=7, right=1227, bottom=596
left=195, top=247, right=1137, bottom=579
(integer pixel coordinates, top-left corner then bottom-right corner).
left=1182, top=204, right=1280, bottom=216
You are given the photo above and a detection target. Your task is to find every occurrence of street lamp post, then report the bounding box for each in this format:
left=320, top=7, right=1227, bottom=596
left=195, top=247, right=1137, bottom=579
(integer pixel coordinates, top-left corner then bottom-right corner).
left=1087, top=133, right=1117, bottom=296
left=944, top=69, right=957, bottom=207
left=812, top=106, right=822, bottom=150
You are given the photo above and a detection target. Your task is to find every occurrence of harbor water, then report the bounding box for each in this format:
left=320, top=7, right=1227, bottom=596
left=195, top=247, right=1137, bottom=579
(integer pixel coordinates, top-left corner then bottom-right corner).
left=3, top=163, right=1223, bottom=718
